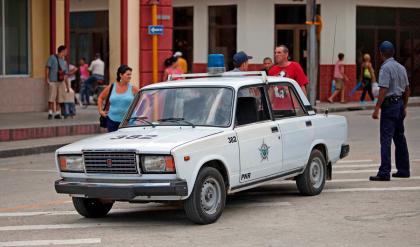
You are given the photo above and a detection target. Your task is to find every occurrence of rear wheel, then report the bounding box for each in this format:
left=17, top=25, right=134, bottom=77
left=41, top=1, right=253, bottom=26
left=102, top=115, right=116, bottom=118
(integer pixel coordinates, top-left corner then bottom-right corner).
left=72, top=197, right=113, bottom=218
left=296, top=149, right=326, bottom=196
left=184, top=167, right=226, bottom=224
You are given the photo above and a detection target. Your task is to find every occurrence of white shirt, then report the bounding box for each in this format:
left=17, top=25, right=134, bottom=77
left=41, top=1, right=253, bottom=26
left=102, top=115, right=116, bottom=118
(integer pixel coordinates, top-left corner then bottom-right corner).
left=89, top=58, right=105, bottom=76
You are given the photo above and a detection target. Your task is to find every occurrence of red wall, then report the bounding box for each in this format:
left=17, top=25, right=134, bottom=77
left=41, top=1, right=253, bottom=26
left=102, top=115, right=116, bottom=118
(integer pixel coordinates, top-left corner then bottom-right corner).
left=319, top=64, right=361, bottom=102
left=139, top=0, right=173, bottom=88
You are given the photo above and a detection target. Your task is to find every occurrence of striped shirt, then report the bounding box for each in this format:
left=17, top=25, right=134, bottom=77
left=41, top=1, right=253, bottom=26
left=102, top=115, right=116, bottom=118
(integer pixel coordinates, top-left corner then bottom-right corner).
left=378, top=58, right=409, bottom=97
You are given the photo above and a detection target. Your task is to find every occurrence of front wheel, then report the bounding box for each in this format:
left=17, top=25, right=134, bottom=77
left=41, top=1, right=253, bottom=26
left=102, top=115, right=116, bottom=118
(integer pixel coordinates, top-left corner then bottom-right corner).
left=184, top=167, right=226, bottom=224
left=72, top=197, right=113, bottom=218
left=296, top=149, right=326, bottom=196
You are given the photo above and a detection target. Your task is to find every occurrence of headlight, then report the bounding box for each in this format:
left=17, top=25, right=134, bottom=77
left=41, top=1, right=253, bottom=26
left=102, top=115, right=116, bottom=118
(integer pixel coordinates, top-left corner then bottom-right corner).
left=141, top=156, right=175, bottom=173
left=58, top=155, right=84, bottom=172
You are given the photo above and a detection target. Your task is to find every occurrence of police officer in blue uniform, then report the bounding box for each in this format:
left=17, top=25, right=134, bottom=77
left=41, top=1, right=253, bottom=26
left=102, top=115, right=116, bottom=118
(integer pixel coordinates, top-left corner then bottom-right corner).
left=370, top=41, right=410, bottom=181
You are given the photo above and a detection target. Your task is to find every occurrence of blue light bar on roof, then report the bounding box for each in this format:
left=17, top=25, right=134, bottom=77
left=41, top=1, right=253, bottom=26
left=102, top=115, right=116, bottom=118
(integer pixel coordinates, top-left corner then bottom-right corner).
left=207, top=54, right=226, bottom=74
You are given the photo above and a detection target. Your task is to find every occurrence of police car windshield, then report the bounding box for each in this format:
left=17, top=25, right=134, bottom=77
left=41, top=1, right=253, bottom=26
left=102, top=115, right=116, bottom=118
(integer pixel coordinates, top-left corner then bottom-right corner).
left=124, top=87, right=234, bottom=127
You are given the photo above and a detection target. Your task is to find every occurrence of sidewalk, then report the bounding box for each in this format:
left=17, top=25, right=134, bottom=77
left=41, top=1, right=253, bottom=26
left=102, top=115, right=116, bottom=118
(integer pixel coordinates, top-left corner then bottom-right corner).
left=314, top=96, right=420, bottom=113
left=0, top=105, right=105, bottom=142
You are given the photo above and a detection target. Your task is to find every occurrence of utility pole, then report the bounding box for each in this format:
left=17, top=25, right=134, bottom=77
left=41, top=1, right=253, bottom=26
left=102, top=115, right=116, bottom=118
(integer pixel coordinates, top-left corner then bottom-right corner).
left=306, top=0, right=318, bottom=106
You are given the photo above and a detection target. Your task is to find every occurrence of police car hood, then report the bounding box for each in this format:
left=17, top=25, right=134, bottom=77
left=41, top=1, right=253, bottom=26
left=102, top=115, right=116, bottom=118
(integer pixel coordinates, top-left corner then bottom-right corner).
left=57, top=127, right=224, bottom=154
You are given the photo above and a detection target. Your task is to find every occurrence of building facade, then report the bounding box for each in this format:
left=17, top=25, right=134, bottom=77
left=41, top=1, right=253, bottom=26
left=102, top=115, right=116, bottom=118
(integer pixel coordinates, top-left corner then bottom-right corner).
left=1, top=0, right=420, bottom=113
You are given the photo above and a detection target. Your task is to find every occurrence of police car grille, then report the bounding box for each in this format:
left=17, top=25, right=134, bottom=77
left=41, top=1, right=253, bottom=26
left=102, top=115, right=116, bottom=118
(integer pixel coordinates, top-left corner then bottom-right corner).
left=83, top=152, right=138, bottom=174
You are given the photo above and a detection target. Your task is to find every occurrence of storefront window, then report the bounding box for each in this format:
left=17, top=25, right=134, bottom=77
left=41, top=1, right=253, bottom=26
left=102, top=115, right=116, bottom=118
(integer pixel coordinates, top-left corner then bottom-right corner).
left=356, top=7, right=420, bottom=96
left=0, top=0, right=29, bottom=75
left=173, top=7, right=193, bottom=72
left=208, top=5, right=237, bottom=70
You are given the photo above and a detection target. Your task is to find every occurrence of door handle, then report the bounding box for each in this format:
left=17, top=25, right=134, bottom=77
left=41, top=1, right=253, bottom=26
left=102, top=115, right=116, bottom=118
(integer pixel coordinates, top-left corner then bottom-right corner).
left=271, top=126, right=279, bottom=133
left=305, top=120, right=312, bottom=127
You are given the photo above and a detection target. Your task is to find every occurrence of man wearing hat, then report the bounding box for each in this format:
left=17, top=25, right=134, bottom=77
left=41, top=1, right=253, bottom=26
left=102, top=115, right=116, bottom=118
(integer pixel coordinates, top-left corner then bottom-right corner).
left=173, top=51, right=188, bottom=73
left=231, top=51, right=252, bottom=72
left=369, top=41, right=411, bottom=181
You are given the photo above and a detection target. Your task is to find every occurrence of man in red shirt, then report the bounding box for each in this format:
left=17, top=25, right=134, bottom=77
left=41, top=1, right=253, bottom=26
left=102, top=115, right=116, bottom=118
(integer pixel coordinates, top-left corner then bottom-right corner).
left=268, top=45, right=309, bottom=95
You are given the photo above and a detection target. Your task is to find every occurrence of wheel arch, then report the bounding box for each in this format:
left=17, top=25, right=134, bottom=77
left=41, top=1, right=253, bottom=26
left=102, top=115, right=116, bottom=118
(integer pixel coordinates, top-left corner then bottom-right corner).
left=190, top=157, right=231, bottom=194
left=310, top=141, right=331, bottom=180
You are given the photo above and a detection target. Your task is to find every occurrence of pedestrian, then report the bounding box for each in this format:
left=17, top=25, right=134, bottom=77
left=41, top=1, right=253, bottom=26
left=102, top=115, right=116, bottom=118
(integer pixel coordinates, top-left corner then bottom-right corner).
left=97, top=65, right=140, bottom=132
left=370, top=41, right=410, bottom=181
left=231, top=51, right=253, bottom=72
left=328, top=53, right=349, bottom=103
left=359, top=53, right=376, bottom=103
left=81, top=53, right=105, bottom=107
left=45, top=45, right=69, bottom=119
left=174, top=51, right=188, bottom=73
left=268, top=45, right=309, bottom=95
left=262, top=57, right=273, bottom=74
left=61, top=87, right=76, bottom=119
left=78, top=58, right=89, bottom=106
left=162, top=56, right=183, bottom=81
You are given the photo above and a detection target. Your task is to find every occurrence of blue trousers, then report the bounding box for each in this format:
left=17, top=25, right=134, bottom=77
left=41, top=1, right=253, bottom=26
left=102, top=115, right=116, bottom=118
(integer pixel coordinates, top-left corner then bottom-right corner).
left=80, top=74, right=104, bottom=105
left=378, top=100, right=410, bottom=178
left=107, top=117, right=120, bottom=132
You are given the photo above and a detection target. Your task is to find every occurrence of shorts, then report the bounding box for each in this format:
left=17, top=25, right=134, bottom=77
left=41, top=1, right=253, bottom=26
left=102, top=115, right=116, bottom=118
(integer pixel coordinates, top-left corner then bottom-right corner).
left=334, top=78, right=344, bottom=90
left=48, top=81, right=66, bottom=103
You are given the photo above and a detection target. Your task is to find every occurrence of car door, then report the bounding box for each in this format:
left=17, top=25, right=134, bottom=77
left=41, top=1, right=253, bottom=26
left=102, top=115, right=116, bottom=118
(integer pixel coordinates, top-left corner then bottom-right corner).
left=234, top=86, right=283, bottom=184
left=267, top=82, right=314, bottom=172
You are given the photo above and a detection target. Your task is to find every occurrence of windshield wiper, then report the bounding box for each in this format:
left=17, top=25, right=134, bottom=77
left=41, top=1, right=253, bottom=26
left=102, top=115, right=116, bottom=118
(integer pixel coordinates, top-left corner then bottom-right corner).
left=127, top=116, right=155, bottom=127
left=157, top=117, right=195, bottom=128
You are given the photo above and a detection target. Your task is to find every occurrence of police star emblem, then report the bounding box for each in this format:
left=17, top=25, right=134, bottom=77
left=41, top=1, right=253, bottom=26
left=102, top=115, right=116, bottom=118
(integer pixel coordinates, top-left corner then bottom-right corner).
left=259, top=140, right=270, bottom=161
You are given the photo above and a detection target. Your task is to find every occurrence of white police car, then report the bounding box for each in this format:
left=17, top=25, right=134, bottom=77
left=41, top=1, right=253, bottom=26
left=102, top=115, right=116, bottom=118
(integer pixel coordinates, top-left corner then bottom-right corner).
left=54, top=57, right=349, bottom=224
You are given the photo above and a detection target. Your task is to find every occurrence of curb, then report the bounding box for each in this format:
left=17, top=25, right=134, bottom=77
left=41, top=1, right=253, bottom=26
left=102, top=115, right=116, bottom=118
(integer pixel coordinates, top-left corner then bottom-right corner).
left=314, top=101, right=420, bottom=113
left=0, top=143, right=70, bottom=158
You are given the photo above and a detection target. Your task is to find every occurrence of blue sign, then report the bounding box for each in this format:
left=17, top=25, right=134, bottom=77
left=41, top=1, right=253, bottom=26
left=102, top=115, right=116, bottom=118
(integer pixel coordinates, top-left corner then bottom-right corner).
left=148, top=25, right=164, bottom=35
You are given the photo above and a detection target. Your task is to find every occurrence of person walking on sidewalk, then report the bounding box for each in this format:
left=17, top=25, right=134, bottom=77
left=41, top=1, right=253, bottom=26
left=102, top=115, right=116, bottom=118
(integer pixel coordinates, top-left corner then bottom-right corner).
left=268, top=45, right=309, bottom=95
left=81, top=53, right=105, bottom=107
left=45, top=45, right=69, bottom=119
left=98, top=65, right=139, bottom=132
left=370, top=41, right=411, bottom=181
left=360, top=53, right=376, bottom=103
left=328, top=53, right=348, bottom=103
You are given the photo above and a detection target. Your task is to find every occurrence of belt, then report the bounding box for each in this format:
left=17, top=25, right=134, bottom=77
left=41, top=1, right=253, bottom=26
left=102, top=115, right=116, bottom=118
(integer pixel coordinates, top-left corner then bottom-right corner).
left=382, top=95, right=402, bottom=108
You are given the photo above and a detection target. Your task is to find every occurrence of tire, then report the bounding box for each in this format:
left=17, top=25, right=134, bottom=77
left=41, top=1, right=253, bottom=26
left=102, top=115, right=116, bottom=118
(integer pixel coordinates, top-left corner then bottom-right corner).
left=296, top=149, right=326, bottom=196
left=184, top=167, right=226, bottom=224
left=72, top=197, right=114, bottom=218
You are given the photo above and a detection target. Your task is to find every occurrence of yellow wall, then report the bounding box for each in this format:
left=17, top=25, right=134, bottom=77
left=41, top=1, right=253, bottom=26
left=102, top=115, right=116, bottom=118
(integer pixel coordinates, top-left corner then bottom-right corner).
left=55, top=0, right=65, bottom=49
left=127, top=0, right=140, bottom=87
left=30, top=0, right=50, bottom=78
left=108, top=0, right=121, bottom=83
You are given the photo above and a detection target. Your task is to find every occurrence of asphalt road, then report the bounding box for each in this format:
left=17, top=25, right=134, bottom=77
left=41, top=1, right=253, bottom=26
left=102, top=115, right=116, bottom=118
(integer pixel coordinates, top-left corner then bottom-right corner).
left=0, top=107, right=419, bottom=247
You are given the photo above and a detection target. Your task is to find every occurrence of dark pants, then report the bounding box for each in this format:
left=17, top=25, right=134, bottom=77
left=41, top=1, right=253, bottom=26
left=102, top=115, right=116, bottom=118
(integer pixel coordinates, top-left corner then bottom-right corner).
left=378, top=99, right=410, bottom=178
left=107, top=117, right=120, bottom=132
left=61, top=103, right=76, bottom=117
left=81, top=74, right=103, bottom=105
left=360, top=78, right=374, bottom=101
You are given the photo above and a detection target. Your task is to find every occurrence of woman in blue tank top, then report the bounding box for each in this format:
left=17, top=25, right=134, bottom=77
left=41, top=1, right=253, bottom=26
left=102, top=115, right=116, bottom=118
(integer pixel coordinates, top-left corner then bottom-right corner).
left=97, top=65, right=139, bottom=132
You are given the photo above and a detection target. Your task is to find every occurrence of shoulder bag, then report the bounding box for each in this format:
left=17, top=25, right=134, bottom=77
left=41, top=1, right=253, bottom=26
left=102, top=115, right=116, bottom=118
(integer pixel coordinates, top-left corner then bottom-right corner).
left=99, top=83, right=114, bottom=128
left=55, top=55, right=65, bottom=81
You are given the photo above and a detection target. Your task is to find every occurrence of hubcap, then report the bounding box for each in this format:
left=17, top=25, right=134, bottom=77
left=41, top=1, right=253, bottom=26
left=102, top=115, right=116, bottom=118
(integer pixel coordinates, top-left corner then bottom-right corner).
left=309, top=157, right=324, bottom=189
left=200, top=177, right=221, bottom=215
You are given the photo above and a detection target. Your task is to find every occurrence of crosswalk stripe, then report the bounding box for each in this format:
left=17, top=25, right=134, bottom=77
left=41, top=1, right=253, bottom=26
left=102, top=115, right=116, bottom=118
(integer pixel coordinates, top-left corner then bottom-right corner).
left=329, top=176, right=420, bottom=182
left=337, top=159, right=373, bottom=164
left=0, top=223, right=123, bottom=232
left=0, top=239, right=101, bottom=247
left=333, top=164, right=379, bottom=169
left=333, top=169, right=397, bottom=174
left=324, top=186, right=420, bottom=193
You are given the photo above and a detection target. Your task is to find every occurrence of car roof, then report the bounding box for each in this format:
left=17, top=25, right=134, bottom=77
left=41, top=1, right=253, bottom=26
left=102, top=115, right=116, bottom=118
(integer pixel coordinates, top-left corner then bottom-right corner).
left=141, top=76, right=299, bottom=91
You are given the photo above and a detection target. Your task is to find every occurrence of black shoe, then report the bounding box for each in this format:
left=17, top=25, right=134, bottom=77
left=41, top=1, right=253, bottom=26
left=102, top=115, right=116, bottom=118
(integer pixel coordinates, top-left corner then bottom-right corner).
left=48, top=114, right=53, bottom=120
left=54, top=114, right=62, bottom=119
left=392, top=172, right=410, bottom=178
left=369, top=175, right=390, bottom=181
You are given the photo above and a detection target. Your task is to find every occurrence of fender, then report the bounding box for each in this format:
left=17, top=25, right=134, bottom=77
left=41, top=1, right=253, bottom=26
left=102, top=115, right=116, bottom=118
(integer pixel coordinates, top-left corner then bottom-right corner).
left=187, top=155, right=232, bottom=197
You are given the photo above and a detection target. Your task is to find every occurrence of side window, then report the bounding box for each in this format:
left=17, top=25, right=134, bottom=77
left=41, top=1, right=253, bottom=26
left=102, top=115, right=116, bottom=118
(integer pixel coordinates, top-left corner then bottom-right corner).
left=236, top=86, right=270, bottom=126
left=267, top=83, right=306, bottom=119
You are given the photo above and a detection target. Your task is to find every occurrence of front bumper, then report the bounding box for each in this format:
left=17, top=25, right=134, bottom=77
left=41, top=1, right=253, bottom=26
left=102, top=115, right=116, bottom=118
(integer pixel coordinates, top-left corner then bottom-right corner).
left=55, top=178, right=188, bottom=200
left=340, top=144, right=350, bottom=159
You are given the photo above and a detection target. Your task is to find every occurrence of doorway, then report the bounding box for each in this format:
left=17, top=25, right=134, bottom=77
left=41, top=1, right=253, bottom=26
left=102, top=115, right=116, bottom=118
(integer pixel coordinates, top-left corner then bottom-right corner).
left=275, top=25, right=307, bottom=73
